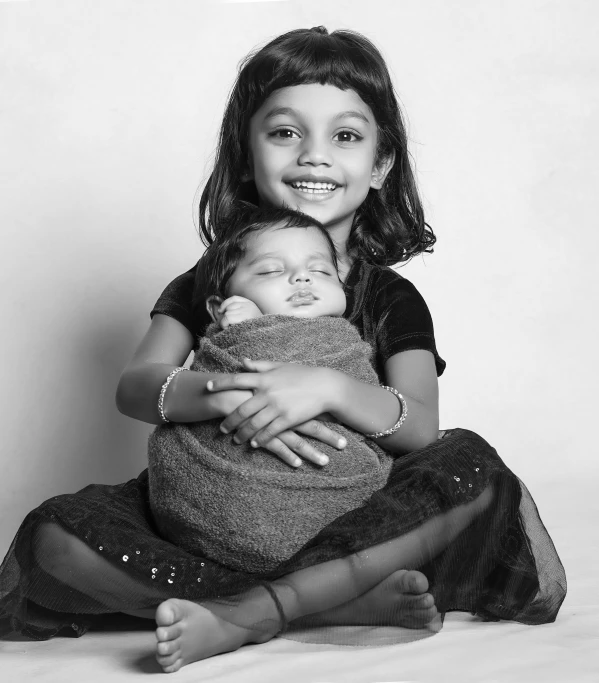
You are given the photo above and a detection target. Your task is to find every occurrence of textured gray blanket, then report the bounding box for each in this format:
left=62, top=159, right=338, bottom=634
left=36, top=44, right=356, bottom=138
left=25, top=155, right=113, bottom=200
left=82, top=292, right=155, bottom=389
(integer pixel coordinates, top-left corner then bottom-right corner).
left=148, top=315, right=395, bottom=573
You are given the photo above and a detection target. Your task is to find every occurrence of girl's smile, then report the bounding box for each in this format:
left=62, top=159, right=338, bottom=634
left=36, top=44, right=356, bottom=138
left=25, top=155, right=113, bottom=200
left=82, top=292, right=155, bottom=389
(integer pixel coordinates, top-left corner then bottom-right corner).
left=248, top=84, right=392, bottom=244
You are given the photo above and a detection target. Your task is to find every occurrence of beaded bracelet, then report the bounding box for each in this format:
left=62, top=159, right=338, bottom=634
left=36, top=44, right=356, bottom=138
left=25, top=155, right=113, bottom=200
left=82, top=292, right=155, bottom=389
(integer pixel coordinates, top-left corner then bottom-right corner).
left=365, top=385, right=408, bottom=439
left=158, top=367, right=189, bottom=423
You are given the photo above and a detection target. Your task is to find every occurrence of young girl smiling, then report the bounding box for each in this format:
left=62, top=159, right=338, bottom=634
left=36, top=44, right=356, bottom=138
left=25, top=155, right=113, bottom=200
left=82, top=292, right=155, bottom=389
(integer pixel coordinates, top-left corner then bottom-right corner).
left=0, top=27, right=566, bottom=674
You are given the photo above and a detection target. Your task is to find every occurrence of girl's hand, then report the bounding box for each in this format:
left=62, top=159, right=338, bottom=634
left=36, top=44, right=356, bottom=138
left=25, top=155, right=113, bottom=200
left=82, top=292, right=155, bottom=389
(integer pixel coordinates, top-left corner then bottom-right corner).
left=217, top=296, right=262, bottom=329
left=213, top=387, right=345, bottom=468
left=262, top=421, right=346, bottom=468
left=207, top=359, right=339, bottom=448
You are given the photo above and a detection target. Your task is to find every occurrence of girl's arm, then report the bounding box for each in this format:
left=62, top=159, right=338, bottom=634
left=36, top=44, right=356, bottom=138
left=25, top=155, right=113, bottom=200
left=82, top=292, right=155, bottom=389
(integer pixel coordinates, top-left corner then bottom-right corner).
left=330, top=349, right=439, bottom=454
left=116, top=314, right=238, bottom=424
left=211, top=349, right=439, bottom=455
left=116, top=314, right=345, bottom=466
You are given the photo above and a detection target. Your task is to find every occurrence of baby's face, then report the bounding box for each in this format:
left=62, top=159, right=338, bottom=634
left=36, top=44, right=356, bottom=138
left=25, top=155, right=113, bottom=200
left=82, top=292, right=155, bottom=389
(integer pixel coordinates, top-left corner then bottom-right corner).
left=226, top=224, right=346, bottom=318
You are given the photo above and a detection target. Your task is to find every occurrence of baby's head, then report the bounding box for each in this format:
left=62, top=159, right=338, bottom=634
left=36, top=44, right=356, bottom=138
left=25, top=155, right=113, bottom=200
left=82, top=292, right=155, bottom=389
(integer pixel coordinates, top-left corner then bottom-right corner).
left=199, top=205, right=346, bottom=321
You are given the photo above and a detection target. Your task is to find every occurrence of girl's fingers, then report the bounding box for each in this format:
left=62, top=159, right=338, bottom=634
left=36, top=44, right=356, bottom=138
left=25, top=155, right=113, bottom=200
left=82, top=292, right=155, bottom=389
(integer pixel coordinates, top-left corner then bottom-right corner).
left=277, top=430, right=330, bottom=467
left=207, top=373, right=261, bottom=393
left=250, top=416, right=291, bottom=448
left=294, top=419, right=347, bottom=451
left=242, top=358, right=283, bottom=372
left=262, top=437, right=302, bottom=468
left=220, top=394, right=267, bottom=434
left=233, top=407, right=279, bottom=444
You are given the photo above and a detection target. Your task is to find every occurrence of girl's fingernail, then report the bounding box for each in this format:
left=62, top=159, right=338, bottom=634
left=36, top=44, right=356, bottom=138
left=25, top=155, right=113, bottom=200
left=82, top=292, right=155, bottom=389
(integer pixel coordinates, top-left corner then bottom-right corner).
left=206, top=381, right=214, bottom=391
left=319, top=456, right=329, bottom=465
left=250, top=440, right=258, bottom=448
left=293, top=459, right=302, bottom=467
left=232, top=435, right=240, bottom=444
left=220, top=425, right=229, bottom=434
left=338, top=438, right=347, bottom=449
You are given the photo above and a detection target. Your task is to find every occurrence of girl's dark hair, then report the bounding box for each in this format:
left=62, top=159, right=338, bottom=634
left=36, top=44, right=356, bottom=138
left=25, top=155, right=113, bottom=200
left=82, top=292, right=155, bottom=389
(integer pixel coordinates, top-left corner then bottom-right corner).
left=198, top=26, right=436, bottom=267
left=195, top=204, right=338, bottom=306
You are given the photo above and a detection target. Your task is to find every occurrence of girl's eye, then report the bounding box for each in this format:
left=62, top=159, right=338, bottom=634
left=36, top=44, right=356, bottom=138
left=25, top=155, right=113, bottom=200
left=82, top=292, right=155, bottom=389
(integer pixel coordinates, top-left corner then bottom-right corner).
left=257, top=270, right=283, bottom=276
left=311, top=269, right=333, bottom=276
left=334, top=130, right=362, bottom=143
left=269, top=128, right=299, bottom=140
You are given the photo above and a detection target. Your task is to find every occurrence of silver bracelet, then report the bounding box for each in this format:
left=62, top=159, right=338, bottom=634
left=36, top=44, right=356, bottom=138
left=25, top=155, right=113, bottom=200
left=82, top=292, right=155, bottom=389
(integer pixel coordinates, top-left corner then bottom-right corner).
left=158, top=367, right=189, bottom=423
left=365, top=385, right=407, bottom=439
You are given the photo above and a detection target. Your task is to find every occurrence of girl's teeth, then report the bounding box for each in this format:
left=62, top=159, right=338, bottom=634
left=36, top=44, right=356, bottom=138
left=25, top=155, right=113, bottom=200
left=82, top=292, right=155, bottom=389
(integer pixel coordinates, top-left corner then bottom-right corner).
left=291, top=181, right=337, bottom=193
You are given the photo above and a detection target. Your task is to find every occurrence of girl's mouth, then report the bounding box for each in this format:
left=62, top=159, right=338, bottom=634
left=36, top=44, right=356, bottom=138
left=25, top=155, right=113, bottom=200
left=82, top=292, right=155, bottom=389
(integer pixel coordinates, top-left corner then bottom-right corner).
left=287, top=180, right=339, bottom=196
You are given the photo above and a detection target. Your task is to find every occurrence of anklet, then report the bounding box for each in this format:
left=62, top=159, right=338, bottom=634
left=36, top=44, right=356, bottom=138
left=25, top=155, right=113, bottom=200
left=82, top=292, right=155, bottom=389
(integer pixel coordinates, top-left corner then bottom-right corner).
left=261, top=582, right=288, bottom=634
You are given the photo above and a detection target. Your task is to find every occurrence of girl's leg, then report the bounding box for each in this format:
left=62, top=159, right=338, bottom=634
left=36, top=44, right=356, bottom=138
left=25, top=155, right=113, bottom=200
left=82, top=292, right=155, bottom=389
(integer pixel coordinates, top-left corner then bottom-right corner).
left=31, top=523, right=432, bottom=630
left=155, top=485, right=493, bottom=673
left=33, top=522, right=169, bottom=609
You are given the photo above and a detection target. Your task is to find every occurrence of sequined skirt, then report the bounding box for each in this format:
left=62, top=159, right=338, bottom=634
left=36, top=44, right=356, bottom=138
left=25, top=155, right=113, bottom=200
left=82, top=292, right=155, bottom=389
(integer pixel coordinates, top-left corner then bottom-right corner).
left=0, top=429, right=566, bottom=640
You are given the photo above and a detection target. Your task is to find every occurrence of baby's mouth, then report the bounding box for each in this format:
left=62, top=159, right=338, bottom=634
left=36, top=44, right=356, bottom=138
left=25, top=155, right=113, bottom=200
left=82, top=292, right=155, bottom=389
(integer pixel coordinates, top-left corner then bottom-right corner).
left=288, top=290, right=317, bottom=302
left=288, top=180, right=338, bottom=195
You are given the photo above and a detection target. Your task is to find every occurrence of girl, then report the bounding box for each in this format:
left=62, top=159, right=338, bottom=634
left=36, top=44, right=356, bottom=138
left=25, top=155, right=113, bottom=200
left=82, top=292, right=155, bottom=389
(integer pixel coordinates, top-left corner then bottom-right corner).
left=0, top=27, right=566, bottom=674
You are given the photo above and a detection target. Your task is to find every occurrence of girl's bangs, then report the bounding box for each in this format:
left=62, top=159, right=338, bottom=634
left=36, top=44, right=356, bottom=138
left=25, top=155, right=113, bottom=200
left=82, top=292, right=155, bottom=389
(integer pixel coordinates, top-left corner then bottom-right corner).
left=249, top=37, right=387, bottom=114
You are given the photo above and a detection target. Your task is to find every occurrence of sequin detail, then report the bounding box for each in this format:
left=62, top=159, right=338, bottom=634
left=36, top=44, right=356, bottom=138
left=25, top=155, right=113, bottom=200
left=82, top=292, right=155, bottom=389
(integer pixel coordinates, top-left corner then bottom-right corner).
left=122, top=555, right=129, bottom=562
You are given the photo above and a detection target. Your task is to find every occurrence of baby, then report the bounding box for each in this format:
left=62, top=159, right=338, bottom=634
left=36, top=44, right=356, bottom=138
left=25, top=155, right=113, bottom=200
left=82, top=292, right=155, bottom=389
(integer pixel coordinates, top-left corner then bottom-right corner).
left=148, top=206, right=395, bottom=573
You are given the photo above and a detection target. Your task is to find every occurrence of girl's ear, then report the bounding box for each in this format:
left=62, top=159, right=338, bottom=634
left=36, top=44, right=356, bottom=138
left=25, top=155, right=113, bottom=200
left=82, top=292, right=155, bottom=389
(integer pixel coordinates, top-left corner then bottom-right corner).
left=241, top=150, right=254, bottom=182
left=370, top=151, right=395, bottom=190
left=206, top=295, right=224, bottom=324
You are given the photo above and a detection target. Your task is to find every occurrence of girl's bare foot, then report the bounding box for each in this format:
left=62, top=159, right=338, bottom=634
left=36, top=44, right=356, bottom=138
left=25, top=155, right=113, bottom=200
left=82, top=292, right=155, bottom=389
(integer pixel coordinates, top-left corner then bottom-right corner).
left=154, top=597, right=275, bottom=673
left=292, top=569, right=438, bottom=629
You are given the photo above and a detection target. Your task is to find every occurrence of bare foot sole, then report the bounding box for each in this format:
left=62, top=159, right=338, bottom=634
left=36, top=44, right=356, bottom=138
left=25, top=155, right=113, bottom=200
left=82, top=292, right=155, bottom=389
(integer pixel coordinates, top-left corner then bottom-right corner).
left=154, top=598, right=274, bottom=673
left=292, top=569, right=439, bottom=630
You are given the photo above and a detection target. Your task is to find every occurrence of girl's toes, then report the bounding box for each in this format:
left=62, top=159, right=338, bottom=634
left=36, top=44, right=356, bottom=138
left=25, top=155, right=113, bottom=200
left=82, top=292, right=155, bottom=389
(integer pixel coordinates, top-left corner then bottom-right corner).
left=157, top=639, right=180, bottom=657
left=157, top=650, right=182, bottom=672
left=156, top=623, right=182, bottom=642
left=162, top=658, right=183, bottom=674
left=414, top=592, right=435, bottom=609
left=156, top=598, right=183, bottom=628
left=404, top=570, right=429, bottom=594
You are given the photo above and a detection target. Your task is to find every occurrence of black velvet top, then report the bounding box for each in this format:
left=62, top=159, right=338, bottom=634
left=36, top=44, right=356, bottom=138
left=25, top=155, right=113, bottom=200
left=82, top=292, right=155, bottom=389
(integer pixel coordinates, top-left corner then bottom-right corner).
left=151, top=259, right=446, bottom=378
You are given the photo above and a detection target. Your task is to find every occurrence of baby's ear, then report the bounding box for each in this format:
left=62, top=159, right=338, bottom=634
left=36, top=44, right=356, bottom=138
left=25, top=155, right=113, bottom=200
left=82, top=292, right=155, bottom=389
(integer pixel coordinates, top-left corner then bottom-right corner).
left=206, top=296, right=224, bottom=324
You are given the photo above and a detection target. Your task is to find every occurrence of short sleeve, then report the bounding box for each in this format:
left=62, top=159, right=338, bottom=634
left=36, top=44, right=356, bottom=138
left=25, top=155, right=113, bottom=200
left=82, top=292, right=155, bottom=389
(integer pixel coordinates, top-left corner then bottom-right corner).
left=374, top=272, right=446, bottom=376
left=150, top=262, right=209, bottom=348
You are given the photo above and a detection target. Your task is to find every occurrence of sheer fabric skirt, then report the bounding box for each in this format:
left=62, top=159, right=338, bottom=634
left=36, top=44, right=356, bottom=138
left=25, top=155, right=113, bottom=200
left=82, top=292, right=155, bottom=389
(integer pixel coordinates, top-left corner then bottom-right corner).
left=0, top=429, right=566, bottom=641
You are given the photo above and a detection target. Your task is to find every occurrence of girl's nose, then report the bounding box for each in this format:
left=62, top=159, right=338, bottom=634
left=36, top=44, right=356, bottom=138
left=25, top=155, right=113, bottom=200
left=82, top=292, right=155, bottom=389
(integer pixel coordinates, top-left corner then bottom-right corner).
left=298, top=134, right=332, bottom=167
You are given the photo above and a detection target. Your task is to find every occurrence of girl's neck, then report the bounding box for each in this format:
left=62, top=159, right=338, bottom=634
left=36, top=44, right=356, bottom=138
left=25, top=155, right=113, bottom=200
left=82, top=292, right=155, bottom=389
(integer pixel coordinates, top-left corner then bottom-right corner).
left=327, top=223, right=353, bottom=283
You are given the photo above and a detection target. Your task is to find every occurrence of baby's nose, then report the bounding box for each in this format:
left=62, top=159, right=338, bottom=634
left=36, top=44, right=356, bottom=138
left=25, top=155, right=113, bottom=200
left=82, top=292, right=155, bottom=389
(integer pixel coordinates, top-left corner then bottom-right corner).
left=293, top=271, right=312, bottom=283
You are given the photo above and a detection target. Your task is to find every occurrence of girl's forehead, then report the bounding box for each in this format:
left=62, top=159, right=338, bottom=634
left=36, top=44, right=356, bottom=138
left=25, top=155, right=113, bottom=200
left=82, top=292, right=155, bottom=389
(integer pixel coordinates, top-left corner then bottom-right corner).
left=254, top=83, right=374, bottom=124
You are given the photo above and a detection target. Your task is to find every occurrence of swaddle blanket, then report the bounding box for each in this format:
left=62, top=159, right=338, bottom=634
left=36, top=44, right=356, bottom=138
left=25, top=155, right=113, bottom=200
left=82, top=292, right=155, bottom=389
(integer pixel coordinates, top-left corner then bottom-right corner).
left=148, top=315, right=395, bottom=573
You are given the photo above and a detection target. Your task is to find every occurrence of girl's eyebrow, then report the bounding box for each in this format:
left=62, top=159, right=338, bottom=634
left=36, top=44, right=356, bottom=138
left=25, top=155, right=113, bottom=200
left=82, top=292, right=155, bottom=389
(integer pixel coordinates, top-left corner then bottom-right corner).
left=334, top=110, right=371, bottom=125
left=263, top=106, right=370, bottom=125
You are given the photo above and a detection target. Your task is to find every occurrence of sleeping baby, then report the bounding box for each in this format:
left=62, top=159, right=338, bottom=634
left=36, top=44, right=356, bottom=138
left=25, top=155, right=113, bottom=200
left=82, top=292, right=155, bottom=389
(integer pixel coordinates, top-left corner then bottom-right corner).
left=148, top=206, right=394, bottom=573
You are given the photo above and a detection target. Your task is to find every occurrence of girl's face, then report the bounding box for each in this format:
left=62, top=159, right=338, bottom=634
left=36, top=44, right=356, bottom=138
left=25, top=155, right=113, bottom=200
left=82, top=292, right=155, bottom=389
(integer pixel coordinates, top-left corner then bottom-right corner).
left=247, top=84, right=392, bottom=248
